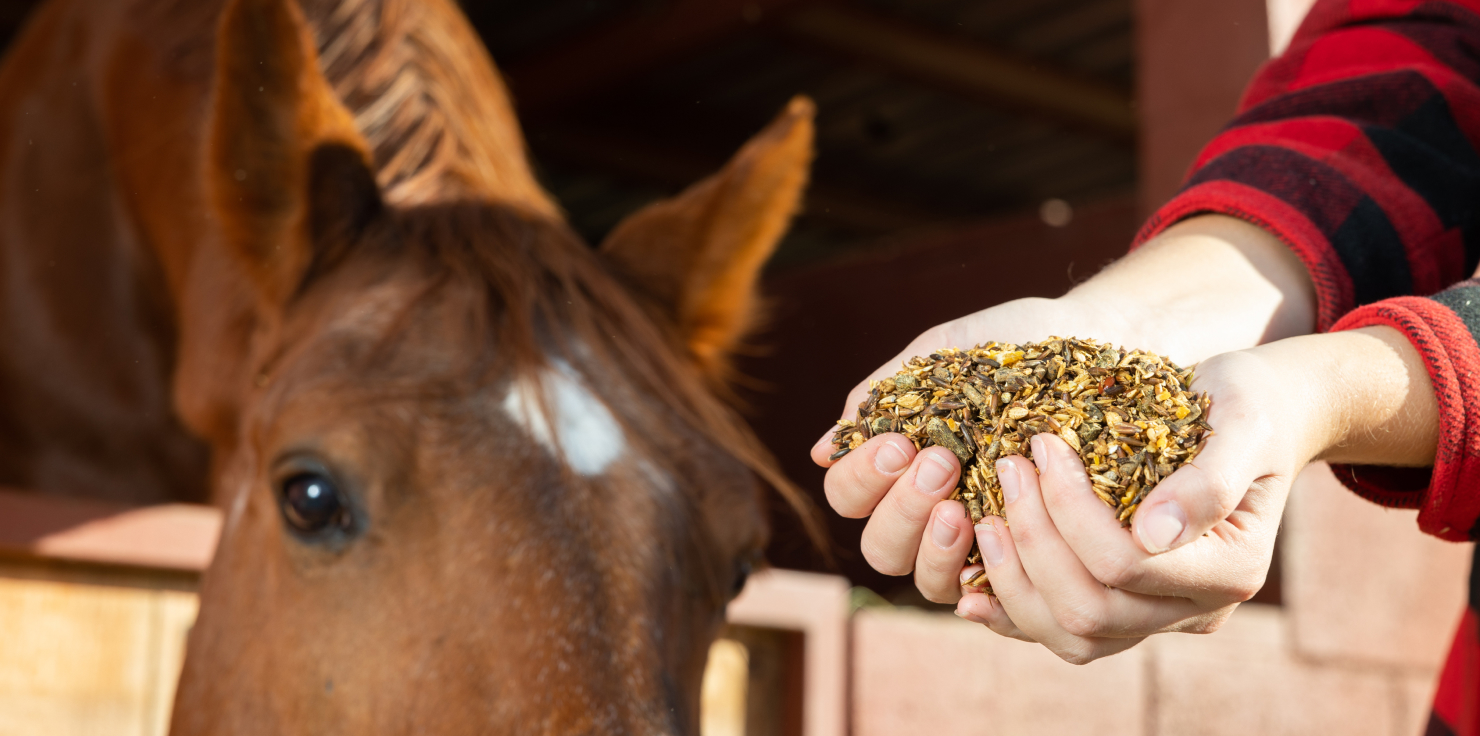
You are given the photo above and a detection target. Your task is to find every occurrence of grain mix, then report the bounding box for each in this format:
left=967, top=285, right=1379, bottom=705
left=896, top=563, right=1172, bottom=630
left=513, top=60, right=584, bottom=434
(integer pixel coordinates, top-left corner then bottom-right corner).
left=830, top=338, right=1212, bottom=576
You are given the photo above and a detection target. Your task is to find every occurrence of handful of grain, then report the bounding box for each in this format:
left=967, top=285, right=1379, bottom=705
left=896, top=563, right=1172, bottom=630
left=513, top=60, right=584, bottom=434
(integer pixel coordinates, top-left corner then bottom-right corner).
left=829, top=337, right=1212, bottom=570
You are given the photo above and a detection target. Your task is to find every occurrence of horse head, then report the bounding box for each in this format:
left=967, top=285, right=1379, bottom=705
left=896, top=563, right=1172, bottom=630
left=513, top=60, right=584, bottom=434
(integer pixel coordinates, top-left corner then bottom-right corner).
left=168, top=0, right=815, bottom=733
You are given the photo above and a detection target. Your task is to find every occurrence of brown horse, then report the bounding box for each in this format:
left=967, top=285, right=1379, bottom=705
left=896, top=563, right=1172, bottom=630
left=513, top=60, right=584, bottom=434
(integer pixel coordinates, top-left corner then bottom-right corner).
left=0, top=0, right=817, bottom=732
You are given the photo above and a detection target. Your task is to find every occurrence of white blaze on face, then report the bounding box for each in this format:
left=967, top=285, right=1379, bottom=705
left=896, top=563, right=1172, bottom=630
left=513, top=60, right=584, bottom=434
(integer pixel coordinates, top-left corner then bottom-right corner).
left=501, top=360, right=625, bottom=475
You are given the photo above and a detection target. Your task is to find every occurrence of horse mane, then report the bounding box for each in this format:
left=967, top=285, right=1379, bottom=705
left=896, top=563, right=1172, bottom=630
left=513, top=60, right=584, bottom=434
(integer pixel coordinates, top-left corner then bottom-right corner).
left=306, top=0, right=558, bottom=215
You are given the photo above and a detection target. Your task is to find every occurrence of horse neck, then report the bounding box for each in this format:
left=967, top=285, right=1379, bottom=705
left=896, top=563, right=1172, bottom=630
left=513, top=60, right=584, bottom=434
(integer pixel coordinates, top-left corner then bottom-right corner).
left=302, top=0, right=559, bottom=214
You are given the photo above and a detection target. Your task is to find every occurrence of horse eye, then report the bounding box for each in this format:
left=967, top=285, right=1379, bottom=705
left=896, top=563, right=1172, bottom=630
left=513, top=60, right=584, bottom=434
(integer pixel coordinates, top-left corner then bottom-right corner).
left=279, top=472, right=348, bottom=534
left=731, top=557, right=754, bottom=598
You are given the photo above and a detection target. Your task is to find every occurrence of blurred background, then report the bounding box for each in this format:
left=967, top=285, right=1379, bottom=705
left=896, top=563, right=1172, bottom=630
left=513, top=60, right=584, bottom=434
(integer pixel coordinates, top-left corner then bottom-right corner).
left=0, top=2, right=1470, bottom=735
left=0, top=0, right=1260, bottom=599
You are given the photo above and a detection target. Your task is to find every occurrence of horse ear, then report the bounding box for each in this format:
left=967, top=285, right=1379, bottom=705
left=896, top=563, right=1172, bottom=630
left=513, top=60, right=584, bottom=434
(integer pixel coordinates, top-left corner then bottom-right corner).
left=600, top=97, right=814, bottom=377
left=209, top=0, right=381, bottom=306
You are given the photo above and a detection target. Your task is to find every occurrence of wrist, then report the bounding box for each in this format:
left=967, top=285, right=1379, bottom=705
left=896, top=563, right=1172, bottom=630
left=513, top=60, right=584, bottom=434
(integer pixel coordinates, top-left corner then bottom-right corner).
left=1244, top=328, right=1438, bottom=467
left=1321, top=326, right=1439, bottom=467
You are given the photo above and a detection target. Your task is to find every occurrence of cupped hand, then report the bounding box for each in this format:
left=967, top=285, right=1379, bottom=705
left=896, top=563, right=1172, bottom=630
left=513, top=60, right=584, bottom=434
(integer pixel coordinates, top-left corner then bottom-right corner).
left=954, top=346, right=1329, bottom=663
left=810, top=295, right=1159, bottom=602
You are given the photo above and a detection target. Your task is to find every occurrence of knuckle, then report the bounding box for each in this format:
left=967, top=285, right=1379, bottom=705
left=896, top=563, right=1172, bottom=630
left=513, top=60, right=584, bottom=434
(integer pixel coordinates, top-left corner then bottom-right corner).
left=918, top=549, right=958, bottom=578
left=1086, top=554, right=1139, bottom=590
left=822, top=462, right=880, bottom=519
left=1227, top=580, right=1261, bottom=604
left=1203, top=473, right=1243, bottom=515
left=822, top=484, right=868, bottom=519
left=1054, top=646, right=1099, bottom=666
left=1052, top=604, right=1103, bottom=639
left=860, top=538, right=911, bottom=577
left=1181, top=607, right=1236, bottom=635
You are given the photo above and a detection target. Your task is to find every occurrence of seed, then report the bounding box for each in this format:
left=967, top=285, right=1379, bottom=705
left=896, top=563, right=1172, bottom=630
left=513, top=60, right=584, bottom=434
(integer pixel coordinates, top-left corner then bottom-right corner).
left=962, top=569, right=988, bottom=589
left=926, top=417, right=973, bottom=465
left=1058, top=426, right=1082, bottom=452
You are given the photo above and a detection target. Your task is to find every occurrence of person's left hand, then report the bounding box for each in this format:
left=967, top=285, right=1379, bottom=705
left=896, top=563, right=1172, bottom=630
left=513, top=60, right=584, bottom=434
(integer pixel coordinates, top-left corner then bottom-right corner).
left=952, top=346, right=1329, bottom=663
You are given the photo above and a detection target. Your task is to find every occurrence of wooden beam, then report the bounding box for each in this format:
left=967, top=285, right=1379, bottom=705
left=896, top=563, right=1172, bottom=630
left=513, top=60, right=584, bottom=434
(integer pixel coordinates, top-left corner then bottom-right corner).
left=778, top=4, right=1137, bottom=141
left=0, top=489, right=219, bottom=572
left=504, top=0, right=809, bottom=116
left=533, top=124, right=947, bottom=233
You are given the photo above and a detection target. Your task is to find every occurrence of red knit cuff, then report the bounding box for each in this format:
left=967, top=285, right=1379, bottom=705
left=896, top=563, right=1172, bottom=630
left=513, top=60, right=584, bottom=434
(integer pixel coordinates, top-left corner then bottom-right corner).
left=1329, top=296, right=1480, bottom=541
left=1132, top=180, right=1354, bottom=331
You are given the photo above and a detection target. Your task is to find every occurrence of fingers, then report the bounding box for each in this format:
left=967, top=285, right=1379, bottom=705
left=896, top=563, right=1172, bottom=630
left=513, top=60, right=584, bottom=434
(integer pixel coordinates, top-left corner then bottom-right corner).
left=997, top=447, right=1205, bottom=637
left=822, top=434, right=917, bottom=518
left=1032, top=428, right=1275, bottom=607
left=1030, top=432, right=1155, bottom=591
left=858, top=447, right=961, bottom=575
left=913, top=500, right=975, bottom=603
left=971, top=515, right=1144, bottom=663
left=956, top=590, right=1034, bottom=642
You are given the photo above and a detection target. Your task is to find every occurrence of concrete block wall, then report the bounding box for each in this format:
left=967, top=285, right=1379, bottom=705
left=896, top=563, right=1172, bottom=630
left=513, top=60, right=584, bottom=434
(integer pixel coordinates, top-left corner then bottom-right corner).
left=852, top=464, right=1472, bottom=735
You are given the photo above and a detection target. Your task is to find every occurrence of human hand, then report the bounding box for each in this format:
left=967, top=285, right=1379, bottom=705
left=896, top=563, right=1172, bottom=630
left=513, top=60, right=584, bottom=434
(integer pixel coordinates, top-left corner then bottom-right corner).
left=809, top=214, right=1315, bottom=603
left=809, top=294, right=1154, bottom=596
left=952, top=327, right=1435, bottom=663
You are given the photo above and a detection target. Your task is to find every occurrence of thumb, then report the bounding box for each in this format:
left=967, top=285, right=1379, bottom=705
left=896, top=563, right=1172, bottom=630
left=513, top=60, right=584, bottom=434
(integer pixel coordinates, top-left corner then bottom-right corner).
left=1130, top=413, right=1263, bottom=555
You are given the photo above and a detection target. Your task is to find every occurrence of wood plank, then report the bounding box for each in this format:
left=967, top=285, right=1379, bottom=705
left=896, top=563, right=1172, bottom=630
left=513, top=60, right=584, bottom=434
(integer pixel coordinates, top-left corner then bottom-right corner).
left=0, top=490, right=219, bottom=572
left=0, top=571, right=196, bottom=736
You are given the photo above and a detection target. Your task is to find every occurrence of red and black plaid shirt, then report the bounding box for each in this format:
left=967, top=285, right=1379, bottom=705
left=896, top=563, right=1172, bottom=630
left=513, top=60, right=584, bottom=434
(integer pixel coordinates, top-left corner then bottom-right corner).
left=1135, top=1, right=1480, bottom=731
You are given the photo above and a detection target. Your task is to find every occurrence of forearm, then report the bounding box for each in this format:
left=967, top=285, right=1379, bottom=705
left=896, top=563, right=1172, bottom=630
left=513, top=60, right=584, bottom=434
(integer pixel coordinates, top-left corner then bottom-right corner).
left=1063, top=214, right=1316, bottom=363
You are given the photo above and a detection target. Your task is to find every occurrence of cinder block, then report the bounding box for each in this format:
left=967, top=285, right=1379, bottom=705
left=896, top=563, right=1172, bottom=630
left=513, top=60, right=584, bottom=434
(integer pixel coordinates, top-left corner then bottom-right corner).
left=851, top=608, right=1145, bottom=736
left=1283, top=463, right=1471, bottom=671
left=1148, top=604, right=1397, bottom=736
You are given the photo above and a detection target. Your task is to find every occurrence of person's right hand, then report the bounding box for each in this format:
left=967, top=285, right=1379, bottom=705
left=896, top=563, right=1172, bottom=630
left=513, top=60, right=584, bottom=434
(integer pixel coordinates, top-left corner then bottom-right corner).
left=808, top=294, right=1158, bottom=601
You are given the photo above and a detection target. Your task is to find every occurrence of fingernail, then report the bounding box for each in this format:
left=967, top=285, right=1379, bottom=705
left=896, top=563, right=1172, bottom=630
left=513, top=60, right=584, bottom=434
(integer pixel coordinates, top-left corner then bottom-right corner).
left=975, top=522, right=1004, bottom=567
left=1030, top=433, right=1045, bottom=459
left=812, top=432, right=834, bottom=456
left=874, top=440, right=909, bottom=475
left=1138, top=500, right=1188, bottom=553
left=996, top=459, right=1019, bottom=505
left=931, top=509, right=959, bottom=550
left=954, top=609, right=987, bottom=625
left=960, top=567, right=987, bottom=588
left=915, top=454, right=954, bottom=494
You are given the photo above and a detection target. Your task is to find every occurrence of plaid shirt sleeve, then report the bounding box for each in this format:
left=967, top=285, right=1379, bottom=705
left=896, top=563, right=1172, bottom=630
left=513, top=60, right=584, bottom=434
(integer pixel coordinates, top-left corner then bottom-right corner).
left=1133, top=4, right=1480, bottom=724
left=1134, top=0, right=1480, bottom=330
left=1134, top=0, right=1480, bottom=543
